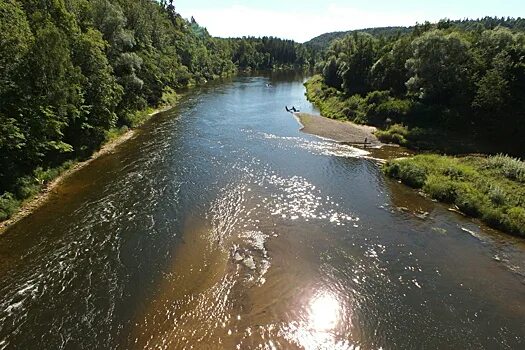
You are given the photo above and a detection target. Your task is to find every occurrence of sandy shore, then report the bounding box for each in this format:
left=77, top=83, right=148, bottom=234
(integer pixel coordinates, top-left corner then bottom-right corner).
left=0, top=106, right=172, bottom=235
left=294, top=112, right=380, bottom=146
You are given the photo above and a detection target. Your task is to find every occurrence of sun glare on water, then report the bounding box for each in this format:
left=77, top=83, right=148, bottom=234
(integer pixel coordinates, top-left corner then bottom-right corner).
left=309, top=292, right=340, bottom=331
left=286, top=290, right=356, bottom=350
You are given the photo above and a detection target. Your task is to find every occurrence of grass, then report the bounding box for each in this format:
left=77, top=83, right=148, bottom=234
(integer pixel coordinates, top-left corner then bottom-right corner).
left=384, top=154, right=525, bottom=237
left=304, top=75, right=349, bottom=120
left=485, top=154, right=525, bottom=182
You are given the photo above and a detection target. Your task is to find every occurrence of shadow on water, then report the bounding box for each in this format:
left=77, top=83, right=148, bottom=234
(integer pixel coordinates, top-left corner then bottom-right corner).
left=0, top=72, right=524, bottom=350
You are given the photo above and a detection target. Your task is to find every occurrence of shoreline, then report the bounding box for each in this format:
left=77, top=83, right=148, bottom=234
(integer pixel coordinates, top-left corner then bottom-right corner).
left=293, top=111, right=414, bottom=162
left=293, top=112, right=524, bottom=239
left=0, top=106, right=172, bottom=236
left=294, top=112, right=380, bottom=147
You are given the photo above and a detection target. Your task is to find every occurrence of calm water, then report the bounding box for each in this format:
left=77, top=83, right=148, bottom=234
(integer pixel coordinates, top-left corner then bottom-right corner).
left=1, top=72, right=524, bottom=349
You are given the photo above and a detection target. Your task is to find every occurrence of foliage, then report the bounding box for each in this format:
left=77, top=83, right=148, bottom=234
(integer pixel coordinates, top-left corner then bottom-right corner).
left=305, top=17, right=525, bottom=53
left=0, top=0, right=309, bottom=221
left=307, top=18, right=525, bottom=155
left=384, top=154, right=525, bottom=237
left=485, top=154, right=525, bottom=182
left=0, top=193, right=19, bottom=222
left=375, top=124, right=409, bottom=145
left=305, top=76, right=413, bottom=126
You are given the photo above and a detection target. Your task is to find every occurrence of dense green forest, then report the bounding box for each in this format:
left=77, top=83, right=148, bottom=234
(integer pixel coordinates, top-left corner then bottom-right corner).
left=306, top=17, right=525, bottom=155
left=305, top=17, right=525, bottom=52
left=0, top=0, right=309, bottom=220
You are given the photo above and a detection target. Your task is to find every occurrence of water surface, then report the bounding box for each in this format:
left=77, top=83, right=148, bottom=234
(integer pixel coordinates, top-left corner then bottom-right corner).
left=1, top=72, right=524, bottom=349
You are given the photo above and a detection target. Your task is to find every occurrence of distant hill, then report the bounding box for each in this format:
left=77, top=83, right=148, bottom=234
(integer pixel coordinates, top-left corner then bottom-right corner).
left=304, top=17, right=525, bottom=52
left=305, top=26, right=410, bottom=51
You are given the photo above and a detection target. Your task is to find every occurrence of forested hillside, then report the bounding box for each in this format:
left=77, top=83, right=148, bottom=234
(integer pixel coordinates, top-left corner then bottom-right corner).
left=305, top=17, right=525, bottom=52
left=305, top=27, right=410, bottom=52
left=0, top=0, right=309, bottom=220
left=306, top=18, right=525, bottom=155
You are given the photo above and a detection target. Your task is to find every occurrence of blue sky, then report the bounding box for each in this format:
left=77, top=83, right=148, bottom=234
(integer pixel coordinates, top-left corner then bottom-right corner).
left=174, top=0, right=525, bottom=42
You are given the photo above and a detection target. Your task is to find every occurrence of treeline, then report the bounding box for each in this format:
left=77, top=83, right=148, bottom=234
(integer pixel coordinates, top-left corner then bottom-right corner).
left=229, top=36, right=313, bottom=70
left=0, top=0, right=308, bottom=220
left=305, top=17, right=525, bottom=52
left=306, top=18, right=525, bottom=155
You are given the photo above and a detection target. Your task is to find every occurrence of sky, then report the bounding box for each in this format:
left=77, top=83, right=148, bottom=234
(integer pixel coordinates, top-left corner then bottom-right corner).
left=174, top=0, right=525, bottom=42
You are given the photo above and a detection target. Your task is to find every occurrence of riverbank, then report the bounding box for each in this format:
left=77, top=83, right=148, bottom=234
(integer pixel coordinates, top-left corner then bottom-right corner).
left=0, top=106, right=172, bottom=235
left=296, top=111, right=525, bottom=238
left=303, top=75, right=509, bottom=155
left=294, top=112, right=380, bottom=146
left=384, top=154, right=525, bottom=237
left=303, top=75, right=525, bottom=238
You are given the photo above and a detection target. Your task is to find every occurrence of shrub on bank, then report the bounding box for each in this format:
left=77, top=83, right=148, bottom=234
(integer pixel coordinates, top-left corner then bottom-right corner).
left=304, top=75, right=349, bottom=120
left=0, top=193, right=19, bottom=221
left=0, top=161, right=76, bottom=222
left=423, top=174, right=459, bottom=202
left=485, top=154, right=525, bottom=182
left=384, top=154, right=525, bottom=237
left=375, top=124, right=409, bottom=146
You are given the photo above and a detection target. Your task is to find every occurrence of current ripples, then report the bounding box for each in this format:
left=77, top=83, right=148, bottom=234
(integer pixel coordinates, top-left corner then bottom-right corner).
left=2, top=74, right=525, bottom=350
left=0, top=118, right=182, bottom=349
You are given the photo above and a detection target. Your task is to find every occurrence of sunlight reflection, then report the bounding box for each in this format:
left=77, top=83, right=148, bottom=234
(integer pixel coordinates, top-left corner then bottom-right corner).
left=309, top=291, right=340, bottom=331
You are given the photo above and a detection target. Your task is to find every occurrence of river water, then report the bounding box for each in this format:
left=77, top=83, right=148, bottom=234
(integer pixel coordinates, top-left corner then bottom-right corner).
left=1, top=72, right=524, bottom=349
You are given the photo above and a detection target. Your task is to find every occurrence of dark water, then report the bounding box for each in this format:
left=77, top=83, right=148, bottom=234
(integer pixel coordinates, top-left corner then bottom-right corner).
left=1, top=72, right=524, bottom=349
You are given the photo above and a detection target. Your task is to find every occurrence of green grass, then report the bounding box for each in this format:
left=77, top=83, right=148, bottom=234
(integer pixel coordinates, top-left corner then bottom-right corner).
left=384, top=154, right=525, bottom=237
left=304, top=75, right=349, bottom=120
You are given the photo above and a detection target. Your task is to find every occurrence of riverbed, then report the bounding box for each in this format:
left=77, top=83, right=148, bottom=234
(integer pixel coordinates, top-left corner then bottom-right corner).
left=0, top=72, right=524, bottom=349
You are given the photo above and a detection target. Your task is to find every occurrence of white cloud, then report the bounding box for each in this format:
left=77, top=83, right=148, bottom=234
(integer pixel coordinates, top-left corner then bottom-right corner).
left=178, top=4, right=434, bottom=42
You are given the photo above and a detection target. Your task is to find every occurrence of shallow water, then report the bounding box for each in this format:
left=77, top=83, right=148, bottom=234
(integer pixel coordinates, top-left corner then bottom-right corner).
left=0, top=72, right=524, bottom=349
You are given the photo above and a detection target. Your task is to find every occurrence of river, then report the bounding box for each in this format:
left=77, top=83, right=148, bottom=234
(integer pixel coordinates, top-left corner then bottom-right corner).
left=0, top=72, right=524, bottom=349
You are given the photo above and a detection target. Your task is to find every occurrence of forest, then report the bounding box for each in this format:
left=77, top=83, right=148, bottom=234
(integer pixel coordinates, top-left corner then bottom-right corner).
left=305, top=17, right=525, bottom=52
left=0, top=0, right=311, bottom=220
left=306, top=18, right=525, bottom=155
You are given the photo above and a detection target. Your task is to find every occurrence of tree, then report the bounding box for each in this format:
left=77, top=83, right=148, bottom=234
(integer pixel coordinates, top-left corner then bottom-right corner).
left=406, top=31, right=474, bottom=107
left=371, top=37, right=412, bottom=95
left=327, top=33, right=378, bottom=96
left=68, top=28, right=122, bottom=154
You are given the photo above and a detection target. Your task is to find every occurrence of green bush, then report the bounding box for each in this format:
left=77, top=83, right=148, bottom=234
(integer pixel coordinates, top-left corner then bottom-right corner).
left=384, top=161, right=401, bottom=178
left=385, top=160, right=427, bottom=188
left=423, top=174, right=459, bottom=202
left=364, top=90, right=391, bottom=105
left=454, top=185, right=488, bottom=217
left=485, top=154, right=525, bottom=182
left=373, top=98, right=413, bottom=122
left=375, top=124, right=409, bottom=145
left=482, top=207, right=505, bottom=230
left=0, top=193, right=19, bottom=221
left=14, top=176, right=40, bottom=199
left=488, top=185, right=507, bottom=206
left=33, top=161, right=74, bottom=184
left=161, top=87, right=179, bottom=106
left=503, top=207, right=525, bottom=236
left=388, top=124, right=409, bottom=137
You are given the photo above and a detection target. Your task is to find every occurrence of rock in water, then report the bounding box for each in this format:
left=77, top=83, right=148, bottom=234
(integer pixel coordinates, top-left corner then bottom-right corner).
left=243, top=256, right=256, bottom=270
left=233, top=252, right=243, bottom=262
